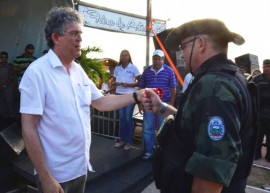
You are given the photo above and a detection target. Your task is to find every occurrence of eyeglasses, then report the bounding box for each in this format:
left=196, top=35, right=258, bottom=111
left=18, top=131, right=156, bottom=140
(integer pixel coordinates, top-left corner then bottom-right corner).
left=0, top=56, right=7, bottom=59
left=63, top=30, right=82, bottom=38
left=178, top=36, right=200, bottom=54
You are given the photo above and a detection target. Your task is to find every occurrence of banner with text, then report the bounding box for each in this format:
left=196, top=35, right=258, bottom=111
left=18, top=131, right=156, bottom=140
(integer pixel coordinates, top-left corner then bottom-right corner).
left=78, top=3, right=166, bottom=36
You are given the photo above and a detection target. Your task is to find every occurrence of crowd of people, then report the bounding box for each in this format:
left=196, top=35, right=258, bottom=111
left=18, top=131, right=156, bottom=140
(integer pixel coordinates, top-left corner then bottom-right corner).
left=236, top=60, right=270, bottom=163
left=0, top=44, right=39, bottom=129
left=1, top=5, right=270, bottom=193
left=251, top=59, right=270, bottom=162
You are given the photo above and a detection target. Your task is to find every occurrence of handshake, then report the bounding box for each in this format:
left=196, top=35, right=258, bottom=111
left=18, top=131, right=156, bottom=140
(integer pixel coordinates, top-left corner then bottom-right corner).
left=145, top=88, right=163, bottom=99
left=136, top=88, right=170, bottom=115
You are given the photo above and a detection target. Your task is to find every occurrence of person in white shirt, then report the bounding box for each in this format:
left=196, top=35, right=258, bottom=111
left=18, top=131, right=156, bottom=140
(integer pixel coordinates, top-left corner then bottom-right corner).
left=20, top=7, right=144, bottom=193
left=112, top=50, right=141, bottom=150
left=182, top=62, right=193, bottom=92
left=182, top=72, right=193, bottom=92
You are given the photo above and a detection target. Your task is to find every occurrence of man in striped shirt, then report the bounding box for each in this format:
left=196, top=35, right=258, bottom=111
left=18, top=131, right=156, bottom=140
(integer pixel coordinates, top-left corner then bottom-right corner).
left=139, top=49, right=176, bottom=160
left=13, top=44, right=37, bottom=84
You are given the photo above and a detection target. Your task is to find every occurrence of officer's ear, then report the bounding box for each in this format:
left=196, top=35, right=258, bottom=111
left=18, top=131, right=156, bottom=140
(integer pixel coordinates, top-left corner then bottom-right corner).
left=197, top=36, right=208, bottom=52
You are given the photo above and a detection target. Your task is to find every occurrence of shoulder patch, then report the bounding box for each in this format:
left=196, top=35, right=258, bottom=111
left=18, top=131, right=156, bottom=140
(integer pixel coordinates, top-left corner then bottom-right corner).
left=208, top=116, right=225, bottom=141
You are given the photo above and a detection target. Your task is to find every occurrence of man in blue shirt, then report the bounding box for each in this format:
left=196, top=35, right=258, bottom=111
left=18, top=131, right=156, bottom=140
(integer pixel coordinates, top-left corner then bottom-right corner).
left=139, top=49, right=176, bottom=160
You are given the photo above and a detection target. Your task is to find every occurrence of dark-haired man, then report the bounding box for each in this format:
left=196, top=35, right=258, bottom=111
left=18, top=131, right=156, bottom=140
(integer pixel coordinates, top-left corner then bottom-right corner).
left=252, top=59, right=270, bottom=162
left=139, top=49, right=176, bottom=160
left=13, top=43, right=37, bottom=84
left=20, top=7, right=145, bottom=193
left=139, top=18, right=256, bottom=193
left=0, top=51, right=17, bottom=127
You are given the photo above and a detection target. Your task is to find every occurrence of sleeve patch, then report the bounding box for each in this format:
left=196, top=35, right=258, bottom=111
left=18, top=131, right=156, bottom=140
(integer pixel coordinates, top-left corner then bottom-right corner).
left=208, top=116, right=225, bottom=141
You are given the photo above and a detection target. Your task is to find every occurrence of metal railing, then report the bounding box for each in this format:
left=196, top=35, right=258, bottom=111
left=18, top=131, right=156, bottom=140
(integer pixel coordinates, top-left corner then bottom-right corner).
left=90, top=107, right=143, bottom=140
left=91, top=108, right=120, bottom=139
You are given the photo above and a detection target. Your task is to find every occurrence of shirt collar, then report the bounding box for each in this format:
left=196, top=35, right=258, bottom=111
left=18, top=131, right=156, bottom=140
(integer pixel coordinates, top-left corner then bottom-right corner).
left=151, top=65, right=164, bottom=74
left=120, top=62, right=132, bottom=69
left=48, top=49, right=76, bottom=69
left=194, top=53, right=229, bottom=76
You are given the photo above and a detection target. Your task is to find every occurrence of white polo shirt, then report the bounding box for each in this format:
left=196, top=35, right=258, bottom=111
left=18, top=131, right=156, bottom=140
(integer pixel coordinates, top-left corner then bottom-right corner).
left=113, top=63, right=140, bottom=94
left=19, top=49, right=103, bottom=183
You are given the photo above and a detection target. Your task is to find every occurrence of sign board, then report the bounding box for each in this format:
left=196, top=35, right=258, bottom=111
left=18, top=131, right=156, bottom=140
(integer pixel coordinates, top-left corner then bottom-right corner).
left=77, top=3, right=166, bottom=36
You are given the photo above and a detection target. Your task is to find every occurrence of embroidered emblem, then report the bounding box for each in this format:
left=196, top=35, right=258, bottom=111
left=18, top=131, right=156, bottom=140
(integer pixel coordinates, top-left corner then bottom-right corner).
left=208, top=116, right=225, bottom=141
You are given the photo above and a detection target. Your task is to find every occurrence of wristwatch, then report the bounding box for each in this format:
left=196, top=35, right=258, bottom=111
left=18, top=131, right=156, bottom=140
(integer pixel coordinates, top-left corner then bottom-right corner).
left=159, top=102, right=168, bottom=115
left=133, top=92, right=140, bottom=104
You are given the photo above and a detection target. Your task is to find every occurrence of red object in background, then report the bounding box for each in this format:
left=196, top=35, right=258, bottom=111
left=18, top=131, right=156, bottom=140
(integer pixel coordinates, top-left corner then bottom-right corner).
left=145, top=88, right=163, bottom=99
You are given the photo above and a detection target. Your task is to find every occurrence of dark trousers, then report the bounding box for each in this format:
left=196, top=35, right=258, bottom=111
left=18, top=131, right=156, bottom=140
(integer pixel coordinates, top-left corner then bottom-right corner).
left=36, top=174, right=87, bottom=193
left=255, top=117, right=270, bottom=160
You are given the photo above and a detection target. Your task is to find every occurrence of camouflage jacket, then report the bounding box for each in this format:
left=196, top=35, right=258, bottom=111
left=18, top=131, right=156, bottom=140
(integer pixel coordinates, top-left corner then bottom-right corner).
left=175, top=54, right=255, bottom=189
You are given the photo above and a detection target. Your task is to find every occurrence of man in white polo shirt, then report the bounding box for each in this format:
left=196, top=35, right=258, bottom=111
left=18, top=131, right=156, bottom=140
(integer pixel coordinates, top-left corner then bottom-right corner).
left=20, top=7, right=143, bottom=193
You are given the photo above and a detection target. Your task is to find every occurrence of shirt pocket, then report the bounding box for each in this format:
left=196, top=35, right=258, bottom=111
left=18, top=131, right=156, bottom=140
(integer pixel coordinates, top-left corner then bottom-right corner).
left=78, top=84, right=91, bottom=106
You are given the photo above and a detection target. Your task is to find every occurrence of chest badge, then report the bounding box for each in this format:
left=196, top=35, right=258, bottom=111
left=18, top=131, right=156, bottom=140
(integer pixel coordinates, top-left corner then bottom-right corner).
left=208, top=116, right=225, bottom=141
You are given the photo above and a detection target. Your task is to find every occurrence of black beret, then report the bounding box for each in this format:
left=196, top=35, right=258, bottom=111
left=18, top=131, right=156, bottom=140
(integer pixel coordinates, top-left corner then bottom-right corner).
left=165, top=18, right=245, bottom=51
left=263, top=59, right=270, bottom=65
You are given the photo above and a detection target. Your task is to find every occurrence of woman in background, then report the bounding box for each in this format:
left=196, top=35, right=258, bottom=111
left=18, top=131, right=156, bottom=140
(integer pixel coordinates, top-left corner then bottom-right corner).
left=112, top=50, right=141, bottom=150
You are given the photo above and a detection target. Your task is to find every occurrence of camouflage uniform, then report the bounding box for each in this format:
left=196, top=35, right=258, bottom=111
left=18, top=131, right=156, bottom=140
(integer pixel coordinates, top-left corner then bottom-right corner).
left=159, top=54, right=255, bottom=193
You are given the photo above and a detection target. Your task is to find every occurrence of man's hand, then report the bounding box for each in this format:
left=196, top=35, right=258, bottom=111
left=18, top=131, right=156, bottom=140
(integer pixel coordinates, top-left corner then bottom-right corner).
left=137, top=89, right=163, bottom=114
left=40, top=175, right=64, bottom=193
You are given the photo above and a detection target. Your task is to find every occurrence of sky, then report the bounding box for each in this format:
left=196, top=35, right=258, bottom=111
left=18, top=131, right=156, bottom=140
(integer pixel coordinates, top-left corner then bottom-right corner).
left=81, top=0, right=270, bottom=73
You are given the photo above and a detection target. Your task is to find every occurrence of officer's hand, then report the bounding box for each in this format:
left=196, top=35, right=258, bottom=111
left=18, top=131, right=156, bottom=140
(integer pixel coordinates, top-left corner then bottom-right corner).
left=138, top=89, right=163, bottom=114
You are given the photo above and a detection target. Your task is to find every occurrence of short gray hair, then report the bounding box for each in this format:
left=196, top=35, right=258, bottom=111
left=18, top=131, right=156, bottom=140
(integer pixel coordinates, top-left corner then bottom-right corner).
left=44, top=6, right=83, bottom=48
left=202, top=34, right=228, bottom=53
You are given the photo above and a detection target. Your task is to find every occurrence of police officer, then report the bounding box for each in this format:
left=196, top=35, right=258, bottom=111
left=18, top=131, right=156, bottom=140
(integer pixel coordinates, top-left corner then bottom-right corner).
left=139, top=19, right=256, bottom=193
left=252, top=59, right=270, bottom=161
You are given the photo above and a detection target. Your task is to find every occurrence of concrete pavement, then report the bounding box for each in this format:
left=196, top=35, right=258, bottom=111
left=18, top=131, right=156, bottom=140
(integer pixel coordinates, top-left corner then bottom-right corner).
left=141, top=182, right=270, bottom=193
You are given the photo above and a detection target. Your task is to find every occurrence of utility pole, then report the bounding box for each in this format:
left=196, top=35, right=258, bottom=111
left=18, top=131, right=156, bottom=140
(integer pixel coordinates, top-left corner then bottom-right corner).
left=146, top=0, right=151, bottom=67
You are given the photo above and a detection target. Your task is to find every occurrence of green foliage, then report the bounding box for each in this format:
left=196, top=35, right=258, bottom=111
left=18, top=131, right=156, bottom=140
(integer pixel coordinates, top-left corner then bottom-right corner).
left=76, top=46, right=108, bottom=86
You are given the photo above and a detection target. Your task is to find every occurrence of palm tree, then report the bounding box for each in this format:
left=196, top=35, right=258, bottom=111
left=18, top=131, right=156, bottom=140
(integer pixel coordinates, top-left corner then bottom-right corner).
left=76, top=46, right=108, bottom=88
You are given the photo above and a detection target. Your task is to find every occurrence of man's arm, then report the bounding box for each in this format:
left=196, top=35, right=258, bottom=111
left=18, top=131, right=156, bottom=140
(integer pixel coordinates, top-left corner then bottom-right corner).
left=13, top=63, right=29, bottom=73
left=91, top=92, right=136, bottom=111
left=192, top=176, right=223, bottom=193
left=91, top=89, right=177, bottom=117
left=105, top=77, right=116, bottom=94
left=22, top=114, right=63, bottom=193
left=13, top=58, right=30, bottom=73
